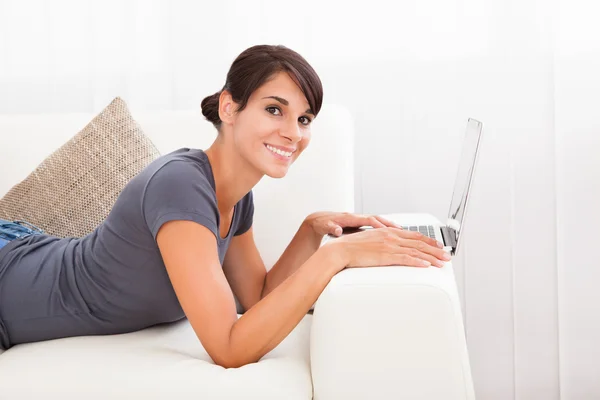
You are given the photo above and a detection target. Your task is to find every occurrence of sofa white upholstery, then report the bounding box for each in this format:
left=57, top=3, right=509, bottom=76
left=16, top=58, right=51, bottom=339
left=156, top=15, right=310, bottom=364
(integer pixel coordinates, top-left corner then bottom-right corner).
left=312, top=213, right=475, bottom=400
left=0, top=104, right=474, bottom=399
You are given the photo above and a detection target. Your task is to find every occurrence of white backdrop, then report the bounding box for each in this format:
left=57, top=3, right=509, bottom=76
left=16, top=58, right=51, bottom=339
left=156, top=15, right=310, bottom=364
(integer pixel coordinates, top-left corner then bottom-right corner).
left=1, top=0, right=599, bottom=399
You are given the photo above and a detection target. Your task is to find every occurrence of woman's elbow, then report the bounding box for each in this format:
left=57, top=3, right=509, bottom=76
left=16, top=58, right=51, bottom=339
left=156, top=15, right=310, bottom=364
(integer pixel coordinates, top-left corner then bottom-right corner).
left=217, top=359, right=245, bottom=369
left=208, top=339, right=259, bottom=369
left=212, top=352, right=258, bottom=369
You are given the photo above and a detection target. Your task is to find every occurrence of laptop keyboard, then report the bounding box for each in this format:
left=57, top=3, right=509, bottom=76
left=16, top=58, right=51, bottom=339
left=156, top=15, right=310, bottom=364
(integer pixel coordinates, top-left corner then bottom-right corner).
left=401, top=225, right=436, bottom=239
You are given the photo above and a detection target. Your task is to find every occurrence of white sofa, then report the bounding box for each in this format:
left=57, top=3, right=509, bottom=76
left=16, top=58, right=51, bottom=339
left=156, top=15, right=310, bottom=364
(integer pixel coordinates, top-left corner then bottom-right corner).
left=0, top=104, right=475, bottom=399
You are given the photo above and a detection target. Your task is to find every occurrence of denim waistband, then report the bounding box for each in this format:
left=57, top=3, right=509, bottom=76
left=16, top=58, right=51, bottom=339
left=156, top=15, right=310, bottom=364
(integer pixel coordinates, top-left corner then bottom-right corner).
left=0, top=219, right=44, bottom=250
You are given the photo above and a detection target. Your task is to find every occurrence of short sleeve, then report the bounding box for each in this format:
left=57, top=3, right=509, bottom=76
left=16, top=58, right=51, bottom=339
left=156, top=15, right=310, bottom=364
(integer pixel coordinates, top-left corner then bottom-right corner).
left=142, top=160, right=219, bottom=240
left=234, top=190, right=254, bottom=236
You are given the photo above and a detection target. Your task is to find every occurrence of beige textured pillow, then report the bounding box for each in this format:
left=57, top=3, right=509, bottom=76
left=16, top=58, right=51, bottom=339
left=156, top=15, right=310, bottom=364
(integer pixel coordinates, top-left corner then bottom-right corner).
left=0, top=97, right=160, bottom=238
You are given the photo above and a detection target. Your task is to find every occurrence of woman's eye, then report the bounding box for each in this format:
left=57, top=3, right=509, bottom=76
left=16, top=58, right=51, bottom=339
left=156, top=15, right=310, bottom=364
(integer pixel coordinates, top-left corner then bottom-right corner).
left=299, top=116, right=312, bottom=126
left=266, top=106, right=311, bottom=126
left=266, top=107, right=281, bottom=115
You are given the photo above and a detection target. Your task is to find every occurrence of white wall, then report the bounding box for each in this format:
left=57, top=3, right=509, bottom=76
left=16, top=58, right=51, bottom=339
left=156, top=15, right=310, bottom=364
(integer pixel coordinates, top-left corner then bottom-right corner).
left=555, top=1, right=600, bottom=398
left=1, top=0, right=599, bottom=399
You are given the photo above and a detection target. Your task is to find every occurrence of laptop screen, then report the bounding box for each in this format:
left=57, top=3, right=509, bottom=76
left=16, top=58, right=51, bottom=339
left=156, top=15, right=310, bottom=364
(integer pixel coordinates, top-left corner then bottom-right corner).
left=447, top=118, right=483, bottom=247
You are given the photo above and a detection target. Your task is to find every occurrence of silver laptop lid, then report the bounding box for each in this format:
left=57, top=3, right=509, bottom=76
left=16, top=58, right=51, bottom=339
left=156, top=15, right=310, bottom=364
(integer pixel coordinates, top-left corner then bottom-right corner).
left=446, top=118, right=483, bottom=254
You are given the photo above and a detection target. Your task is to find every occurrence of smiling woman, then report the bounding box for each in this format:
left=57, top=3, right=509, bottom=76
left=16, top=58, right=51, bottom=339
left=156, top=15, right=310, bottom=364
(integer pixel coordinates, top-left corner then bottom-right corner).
left=201, top=45, right=322, bottom=130
left=0, top=44, right=449, bottom=369
left=206, top=71, right=314, bottom=179
left=200, top=45, right=322, bottom=180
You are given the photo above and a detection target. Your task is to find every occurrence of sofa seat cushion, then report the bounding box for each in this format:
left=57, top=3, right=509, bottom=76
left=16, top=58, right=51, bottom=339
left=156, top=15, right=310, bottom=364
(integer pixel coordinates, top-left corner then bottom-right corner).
left=0, top=315, right=313, bottom=400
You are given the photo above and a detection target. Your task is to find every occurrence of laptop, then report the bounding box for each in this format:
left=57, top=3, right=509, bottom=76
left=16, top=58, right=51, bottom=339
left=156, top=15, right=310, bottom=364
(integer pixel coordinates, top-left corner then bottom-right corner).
left=325, top=118, right=483, bottom=257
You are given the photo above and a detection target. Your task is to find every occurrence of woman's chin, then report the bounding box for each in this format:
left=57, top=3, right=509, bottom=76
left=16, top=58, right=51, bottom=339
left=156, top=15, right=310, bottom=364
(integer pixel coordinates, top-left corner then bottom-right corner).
left=258, top=159, right=292, bottom=179
left=263, top=166, right=289, bottom=179
left=253, top=159, right=288, bottom=179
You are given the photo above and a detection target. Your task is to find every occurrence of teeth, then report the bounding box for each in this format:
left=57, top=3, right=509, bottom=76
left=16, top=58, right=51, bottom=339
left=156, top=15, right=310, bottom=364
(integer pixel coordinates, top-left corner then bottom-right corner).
left=266, top=145, right=292, bottom=157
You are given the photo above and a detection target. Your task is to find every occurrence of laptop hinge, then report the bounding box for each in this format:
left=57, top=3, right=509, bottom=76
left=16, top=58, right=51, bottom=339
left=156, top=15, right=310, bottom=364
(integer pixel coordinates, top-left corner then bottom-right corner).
left=440, top=226, right=458, bottom=255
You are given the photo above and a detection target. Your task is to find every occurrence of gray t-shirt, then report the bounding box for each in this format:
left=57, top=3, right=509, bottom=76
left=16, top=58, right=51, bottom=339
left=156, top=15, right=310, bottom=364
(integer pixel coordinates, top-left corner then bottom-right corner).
left=0, top=148, right=254, bottom=349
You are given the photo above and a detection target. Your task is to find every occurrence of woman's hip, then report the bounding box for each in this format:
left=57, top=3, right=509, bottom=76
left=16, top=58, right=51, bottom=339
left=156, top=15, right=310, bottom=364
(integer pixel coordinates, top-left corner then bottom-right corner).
left=0, top=219, right=44, bottom=251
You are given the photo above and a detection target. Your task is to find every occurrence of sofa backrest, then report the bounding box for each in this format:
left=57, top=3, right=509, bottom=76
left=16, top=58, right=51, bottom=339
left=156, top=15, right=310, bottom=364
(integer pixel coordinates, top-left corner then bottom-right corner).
left=0, top=104, right=354, bottom=268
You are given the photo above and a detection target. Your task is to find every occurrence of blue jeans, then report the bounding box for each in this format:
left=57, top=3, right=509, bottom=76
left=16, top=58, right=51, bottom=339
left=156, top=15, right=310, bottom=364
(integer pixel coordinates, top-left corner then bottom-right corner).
left=0, top=219, right=44, bottom=251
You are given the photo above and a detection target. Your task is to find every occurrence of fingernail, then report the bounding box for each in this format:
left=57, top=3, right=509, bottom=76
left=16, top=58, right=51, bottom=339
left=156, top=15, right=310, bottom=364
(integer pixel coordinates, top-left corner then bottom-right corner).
left=437, top=241, right=444, bottom=248
left=435, top=261, right=445, bottom=267
left=443, top=253, right=451, bottom=260
left=422, top=260, right=431, bottom=267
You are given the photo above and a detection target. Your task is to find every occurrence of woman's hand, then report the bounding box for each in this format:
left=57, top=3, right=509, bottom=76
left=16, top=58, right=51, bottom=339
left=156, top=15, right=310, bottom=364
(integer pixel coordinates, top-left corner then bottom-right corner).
left=324, top=226, right=450, bottom=270
left=304, top=211, right=404, bottom=238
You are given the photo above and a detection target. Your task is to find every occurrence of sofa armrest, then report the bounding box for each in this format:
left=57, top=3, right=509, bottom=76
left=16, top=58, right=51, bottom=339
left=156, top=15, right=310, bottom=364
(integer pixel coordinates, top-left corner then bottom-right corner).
left=310, top=263, right=475, bottom=400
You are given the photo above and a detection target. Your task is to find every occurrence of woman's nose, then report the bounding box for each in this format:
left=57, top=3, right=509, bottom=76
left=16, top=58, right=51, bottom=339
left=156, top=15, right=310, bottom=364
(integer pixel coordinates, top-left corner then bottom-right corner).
left=281, top=120, right=302, bottom=142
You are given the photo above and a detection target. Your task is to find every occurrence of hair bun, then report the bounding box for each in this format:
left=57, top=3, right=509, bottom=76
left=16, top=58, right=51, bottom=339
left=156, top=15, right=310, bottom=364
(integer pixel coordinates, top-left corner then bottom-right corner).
left=201, top=91, right=222, bottom=127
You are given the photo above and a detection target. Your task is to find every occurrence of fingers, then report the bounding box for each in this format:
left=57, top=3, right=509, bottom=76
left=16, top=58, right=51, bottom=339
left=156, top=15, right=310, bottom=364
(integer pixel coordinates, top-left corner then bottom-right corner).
left=367, top=216, right=387, bottom=229
left=339, top=213, right=386, bottom=229
left=387, top=235, right=451, bottom=264
left=392, top=228, right=443, bottom=249
left=327, top=221, right=343, bottom=237
left=376, top=226, right=444, bottom=253
left=381, top=246, right=449, bottom=268
left=396, top=245, right=449, bottom=268
left=373, top=215, right=403, bottom=229
left=338, top=213, right=403, bottom=231
left=405, top=238, right=450, bottom=261
left=356, top=215, right=385, bottom=229
left=386, top=253, right=433, bottom=268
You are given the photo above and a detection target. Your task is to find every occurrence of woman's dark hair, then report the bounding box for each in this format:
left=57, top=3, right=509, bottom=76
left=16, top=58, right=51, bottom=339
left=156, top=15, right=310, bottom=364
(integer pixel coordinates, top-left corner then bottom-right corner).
left=201, top=45, right=323, bottom=130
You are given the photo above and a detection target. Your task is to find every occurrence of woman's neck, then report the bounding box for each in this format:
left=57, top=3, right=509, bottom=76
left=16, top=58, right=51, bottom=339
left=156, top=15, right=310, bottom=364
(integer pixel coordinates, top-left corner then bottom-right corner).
left=204, top=136, right=261, bottom=214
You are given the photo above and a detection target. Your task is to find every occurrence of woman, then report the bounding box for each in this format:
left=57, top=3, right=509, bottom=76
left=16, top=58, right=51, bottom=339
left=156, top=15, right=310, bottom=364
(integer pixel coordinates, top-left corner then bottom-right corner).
left=0, top=45, right=450, bottom=366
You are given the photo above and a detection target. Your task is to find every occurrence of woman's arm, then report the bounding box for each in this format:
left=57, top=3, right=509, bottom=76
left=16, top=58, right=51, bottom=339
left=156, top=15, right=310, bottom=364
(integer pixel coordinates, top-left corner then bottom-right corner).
left=221, top=221, right=321, bottom=312
left=223, top=218, right=334, bottom=310
left=260, top=212, right=403, bottom=298
left=157, top=219, right=343, bottom=369
left=223, top=212, right=403, bottom=309
left=261, top=219, right=322, bottom=298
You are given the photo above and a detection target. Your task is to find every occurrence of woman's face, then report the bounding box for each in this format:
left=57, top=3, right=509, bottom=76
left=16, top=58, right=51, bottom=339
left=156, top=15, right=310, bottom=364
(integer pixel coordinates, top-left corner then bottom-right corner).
left=228, top=72, right=315, bottom=179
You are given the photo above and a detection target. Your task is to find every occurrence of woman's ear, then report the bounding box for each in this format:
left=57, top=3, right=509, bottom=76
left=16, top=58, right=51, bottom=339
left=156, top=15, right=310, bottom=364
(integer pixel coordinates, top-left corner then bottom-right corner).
left=218, top=91, right=236, bottom=125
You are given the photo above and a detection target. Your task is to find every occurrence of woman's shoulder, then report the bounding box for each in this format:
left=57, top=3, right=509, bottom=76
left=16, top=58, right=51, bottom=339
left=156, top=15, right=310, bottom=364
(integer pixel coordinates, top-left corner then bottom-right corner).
left=116, top=147, right=217, bottom=221
left=149, top=147, right=209, bottom=172
left=140, top=148, right=213, bottom=187
left=137, top=149, right=221, bottom=241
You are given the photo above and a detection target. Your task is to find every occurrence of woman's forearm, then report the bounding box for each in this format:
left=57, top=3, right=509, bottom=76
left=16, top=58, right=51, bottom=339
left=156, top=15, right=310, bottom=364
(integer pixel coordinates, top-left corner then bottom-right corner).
left=261, top=219, right=323, bottom=298
left=226, top=242, right=343, bottom=368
